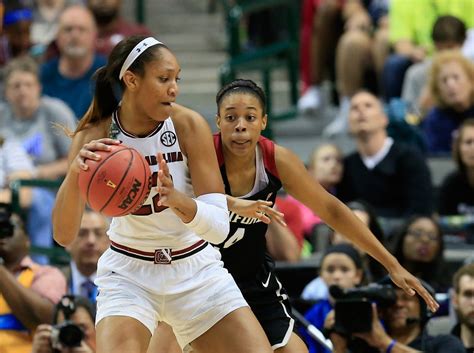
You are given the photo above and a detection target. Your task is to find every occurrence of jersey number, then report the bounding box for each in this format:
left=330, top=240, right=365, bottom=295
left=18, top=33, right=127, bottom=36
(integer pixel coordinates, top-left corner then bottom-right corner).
left=132, top=171, right=168, bottom=216
left=223, top=228, right=245, bottom=248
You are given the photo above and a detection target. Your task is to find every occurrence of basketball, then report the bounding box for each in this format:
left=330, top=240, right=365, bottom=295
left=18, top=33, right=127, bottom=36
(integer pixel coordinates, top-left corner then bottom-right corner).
left=78, top=144, right=152, bottom=217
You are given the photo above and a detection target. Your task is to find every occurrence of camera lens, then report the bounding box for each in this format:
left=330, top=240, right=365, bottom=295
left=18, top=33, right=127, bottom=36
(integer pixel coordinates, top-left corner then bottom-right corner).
left=58, top=322, right=84, bottom=347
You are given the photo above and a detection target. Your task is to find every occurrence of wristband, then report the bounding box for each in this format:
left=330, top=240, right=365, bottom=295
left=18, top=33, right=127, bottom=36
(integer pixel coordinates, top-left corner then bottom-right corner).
left=386, top=339, right=396, bottom=353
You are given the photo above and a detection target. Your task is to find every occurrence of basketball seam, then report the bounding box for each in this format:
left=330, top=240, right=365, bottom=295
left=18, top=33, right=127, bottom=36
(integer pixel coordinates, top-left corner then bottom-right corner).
left=115, top=152, right=151, bottom=217
left=97, top=148, right=134, bottom=214
left=85, top=147, right=131, bottom=207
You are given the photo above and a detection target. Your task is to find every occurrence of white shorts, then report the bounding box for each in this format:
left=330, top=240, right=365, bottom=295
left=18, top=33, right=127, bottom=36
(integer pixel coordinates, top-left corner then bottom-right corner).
left=95, top=243, right=248, bottom=350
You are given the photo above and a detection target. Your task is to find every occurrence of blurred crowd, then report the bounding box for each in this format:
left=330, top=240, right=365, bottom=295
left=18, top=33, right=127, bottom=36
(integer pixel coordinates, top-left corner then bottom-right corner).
left=1, top=0, right=474, bottom=352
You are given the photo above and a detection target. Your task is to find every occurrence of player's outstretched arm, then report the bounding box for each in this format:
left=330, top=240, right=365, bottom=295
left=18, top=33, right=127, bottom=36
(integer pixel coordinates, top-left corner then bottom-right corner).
left=275, top=144, right=439, bottom=312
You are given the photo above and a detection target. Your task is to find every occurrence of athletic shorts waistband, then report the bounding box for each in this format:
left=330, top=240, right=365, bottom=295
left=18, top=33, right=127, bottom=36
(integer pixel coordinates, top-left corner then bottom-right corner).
left=110, top=239, right=208, bottom=264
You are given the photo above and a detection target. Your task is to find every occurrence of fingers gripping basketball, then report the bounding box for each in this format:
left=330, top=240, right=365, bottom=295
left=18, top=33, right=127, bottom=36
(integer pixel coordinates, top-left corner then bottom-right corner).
left=78, top=144, right=152, bottom=217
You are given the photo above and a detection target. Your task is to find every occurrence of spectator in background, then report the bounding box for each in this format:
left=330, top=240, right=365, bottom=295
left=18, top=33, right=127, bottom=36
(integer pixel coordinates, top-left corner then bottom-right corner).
left=298, top=0, right=381, bottom=116
left=330, top=200, right=386, bottom=283
left=32, top=295, right=96, bottom=353
left=451, top=263, right=474, bottom=353
left=326, top=276, right=465, bottom=353
left=30, top=0, right=69, bottom=58
left=402, top=15, right=467, bottom=117
left=0, top=1, right=33, bottom=67
left=438, top=118, right=474, bottom=216
left=0, top=55, right=76, bottom=264
left=337, top=91, right=434, bottom=218
left=422, top=50, right=474, bottom=154
left=323, top=0, right=391, bottom=137
left=277, top=143, right=344, bottom=242
left=0, top=56, right=75, bottom=179
left=382, top=0, right=474, bottom=101
left=86, top=0, right=152, bottom=57
left=0, top=203, right=67, bottom=353
left=40, top=4, right=106, bottom=119
left=0, top=136, right=34, bottom=208
left=302, top=244, right=364, bottom=353
left=391, top=215, right=447, bottom=292
left=271, top=143, right=344, bottom=258
left=62, top=209, right=109, bottom=304
left=266, top=200, right=303, bottom=262
left=301, top=200, right=385, bottom=301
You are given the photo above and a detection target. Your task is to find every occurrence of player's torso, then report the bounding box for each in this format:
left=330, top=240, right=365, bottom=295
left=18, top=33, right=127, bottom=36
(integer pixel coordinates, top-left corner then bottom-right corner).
left=214, top=134, right=282, bottom=281
left=107, top=113, right=200, bottom=250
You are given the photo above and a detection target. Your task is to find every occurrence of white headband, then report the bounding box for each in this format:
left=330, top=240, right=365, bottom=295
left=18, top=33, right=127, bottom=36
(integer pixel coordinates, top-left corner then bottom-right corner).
left=119, top=37, right=163, bottom=80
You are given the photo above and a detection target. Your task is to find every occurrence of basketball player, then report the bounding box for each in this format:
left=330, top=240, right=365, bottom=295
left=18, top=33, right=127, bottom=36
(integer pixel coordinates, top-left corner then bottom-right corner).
left=51, top=36, right=273, bottom=353
left=212, top=79, right=439, bottom=352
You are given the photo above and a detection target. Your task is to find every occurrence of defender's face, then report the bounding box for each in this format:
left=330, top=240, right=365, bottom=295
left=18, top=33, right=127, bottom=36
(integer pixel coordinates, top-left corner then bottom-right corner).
left=216, top=93, right=267, bottom=157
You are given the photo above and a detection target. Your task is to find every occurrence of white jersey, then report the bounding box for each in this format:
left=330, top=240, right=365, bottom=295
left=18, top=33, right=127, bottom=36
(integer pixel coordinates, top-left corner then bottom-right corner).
left=107, top=112, right=202, bottom=251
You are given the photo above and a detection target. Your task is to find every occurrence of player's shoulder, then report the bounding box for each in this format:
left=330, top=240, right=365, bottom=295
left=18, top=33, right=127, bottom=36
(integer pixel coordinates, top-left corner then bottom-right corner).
left=73, top=117, right=110, bottom=145
left=171, top=103, right=211, bottom=134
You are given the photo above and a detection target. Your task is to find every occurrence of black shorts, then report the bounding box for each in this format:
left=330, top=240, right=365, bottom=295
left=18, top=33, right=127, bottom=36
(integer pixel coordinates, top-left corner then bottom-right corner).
left=238, top=271, right=294, bottom=349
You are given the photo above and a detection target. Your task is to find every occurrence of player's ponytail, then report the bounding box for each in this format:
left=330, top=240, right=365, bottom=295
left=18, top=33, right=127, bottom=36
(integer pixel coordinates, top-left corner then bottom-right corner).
left=74, top=67, right=118, bottom=135
left=74, top=35, right=166, bottom=136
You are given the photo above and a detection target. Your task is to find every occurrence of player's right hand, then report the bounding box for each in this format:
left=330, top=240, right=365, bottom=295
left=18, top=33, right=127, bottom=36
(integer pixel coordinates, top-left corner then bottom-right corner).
left=73, top=138, right=121, bottom=173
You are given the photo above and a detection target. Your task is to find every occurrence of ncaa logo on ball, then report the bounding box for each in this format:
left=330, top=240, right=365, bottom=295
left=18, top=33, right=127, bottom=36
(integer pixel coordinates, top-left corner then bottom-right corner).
left=161, top=131, right=176, bottom=147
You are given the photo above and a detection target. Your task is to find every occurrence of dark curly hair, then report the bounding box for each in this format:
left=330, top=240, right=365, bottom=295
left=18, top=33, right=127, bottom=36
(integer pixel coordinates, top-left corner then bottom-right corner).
left=216, top=79, right=267, bottom=116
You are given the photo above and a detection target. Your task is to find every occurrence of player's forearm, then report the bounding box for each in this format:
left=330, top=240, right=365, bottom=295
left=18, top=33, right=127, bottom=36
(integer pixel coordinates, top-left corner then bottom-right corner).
left=322, top=195, right=399, bottom=271
left=52, top=171, right=84, bottom=246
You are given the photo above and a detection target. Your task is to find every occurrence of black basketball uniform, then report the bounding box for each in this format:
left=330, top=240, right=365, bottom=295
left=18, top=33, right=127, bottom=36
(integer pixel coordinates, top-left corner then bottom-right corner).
left=214, top=133, right=295, bottom=349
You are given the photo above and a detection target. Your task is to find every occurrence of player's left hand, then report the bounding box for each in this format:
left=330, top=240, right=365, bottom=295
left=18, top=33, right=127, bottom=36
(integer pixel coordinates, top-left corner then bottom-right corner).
left=228, top=198, right=286, bottom=226
left=388, top=265, right=439, bottom=313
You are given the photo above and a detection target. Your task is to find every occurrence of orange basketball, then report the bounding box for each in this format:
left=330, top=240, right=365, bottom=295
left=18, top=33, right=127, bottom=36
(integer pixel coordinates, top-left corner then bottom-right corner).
left=78, top=144, right=152, bottom=217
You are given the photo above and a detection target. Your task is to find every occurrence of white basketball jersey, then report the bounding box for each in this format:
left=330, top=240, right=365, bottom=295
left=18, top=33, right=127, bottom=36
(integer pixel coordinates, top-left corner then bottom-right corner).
left=107, top=112, right=202, bottom=250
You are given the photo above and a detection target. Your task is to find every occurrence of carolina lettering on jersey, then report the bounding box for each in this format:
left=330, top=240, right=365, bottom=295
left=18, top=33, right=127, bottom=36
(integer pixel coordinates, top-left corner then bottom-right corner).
left=145, top=151, right=183, bottom=165
left=213, top=133, right=283, bottom=282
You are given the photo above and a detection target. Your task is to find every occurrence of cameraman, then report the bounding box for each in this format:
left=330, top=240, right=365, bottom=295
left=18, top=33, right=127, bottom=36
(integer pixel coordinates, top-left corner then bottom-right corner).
left=31, top=295, right=96, bottom=353
left=0, top=203, right=66, bottom=353
left=325, top=277, right=464, bottom=353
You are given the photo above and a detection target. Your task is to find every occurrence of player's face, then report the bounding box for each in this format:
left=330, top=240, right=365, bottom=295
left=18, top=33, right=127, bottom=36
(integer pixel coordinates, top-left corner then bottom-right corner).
left=402, top=217, right=440, bottom=263
left=459, top=126, right=474, bottom=169
left=134, top=48, right=181, bottom=122
left=453, top=275, right=474, bottom=330
left=216, top=93, right=267, bottom=157
left=321, top=253, right=362, bottom=291
left=348, top=92, right=388, bottom=136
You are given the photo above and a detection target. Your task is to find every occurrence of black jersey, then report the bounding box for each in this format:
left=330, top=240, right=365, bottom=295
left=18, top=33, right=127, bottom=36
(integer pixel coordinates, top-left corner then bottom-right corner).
left=214, top=133, right=283, bottom=282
